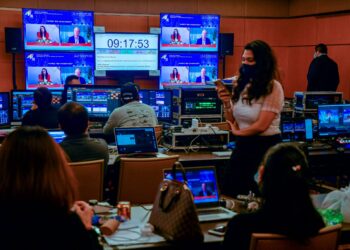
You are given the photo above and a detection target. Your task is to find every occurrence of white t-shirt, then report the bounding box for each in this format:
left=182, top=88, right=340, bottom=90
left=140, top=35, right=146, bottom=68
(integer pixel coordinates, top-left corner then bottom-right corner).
left=232, top=80, right=284, bottom=136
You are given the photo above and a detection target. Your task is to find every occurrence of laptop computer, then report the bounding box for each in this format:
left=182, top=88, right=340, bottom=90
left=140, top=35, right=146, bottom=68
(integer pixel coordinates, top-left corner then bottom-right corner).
left=48, top=130, right=66, bottom=143
left=114, top=127, right=159, bottom=157
left=163, top=166, right=236, bottom=222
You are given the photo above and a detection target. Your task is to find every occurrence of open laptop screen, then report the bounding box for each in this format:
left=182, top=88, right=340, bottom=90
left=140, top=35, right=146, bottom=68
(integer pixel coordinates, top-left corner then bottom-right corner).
left=164, top=167, right=219, bottom=205
left=48, top=130, right=65, bottom=143
left=114, top=127, right=158, bottom=155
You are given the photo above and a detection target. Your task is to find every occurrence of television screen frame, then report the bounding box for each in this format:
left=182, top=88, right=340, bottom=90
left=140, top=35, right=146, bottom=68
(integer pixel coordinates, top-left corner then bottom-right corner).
left=65, top=84, right=122, bottom=121
left=159, top=52, right=219, bottom=89
left=95, top=32, right=159, bottom=71
left=23, top=8, right=94, bottom=52
left=25, top=51, right=95, bottom=90
left=0, top=92, right=10, bottom=126
left=11, top=90, right=63, bottom=121
left=139, top=89, right=173, bottom=123
left=318, top=104, right=350, bottom=138
left=160, top=13, right=220, bottom=52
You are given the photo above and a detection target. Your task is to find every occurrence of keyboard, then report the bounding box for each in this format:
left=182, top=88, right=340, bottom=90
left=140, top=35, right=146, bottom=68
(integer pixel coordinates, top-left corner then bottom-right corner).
left=197, top=208, right=230, bottom=215
left=307, top=142, right=332, bottom=151
left=212, top=151, right=232, bottom=157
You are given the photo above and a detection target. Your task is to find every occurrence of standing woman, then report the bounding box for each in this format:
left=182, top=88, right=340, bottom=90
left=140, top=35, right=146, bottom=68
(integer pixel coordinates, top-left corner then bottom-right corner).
left=217, top=40, right=284, bottom=197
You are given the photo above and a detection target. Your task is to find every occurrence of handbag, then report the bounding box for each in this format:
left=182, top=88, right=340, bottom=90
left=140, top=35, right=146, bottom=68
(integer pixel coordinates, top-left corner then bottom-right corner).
left=149, top=162, right=204, bottom=243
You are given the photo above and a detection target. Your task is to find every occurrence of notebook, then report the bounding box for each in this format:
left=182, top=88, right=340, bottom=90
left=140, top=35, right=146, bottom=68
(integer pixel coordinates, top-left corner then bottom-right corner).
left=48, top=130, right=65, bottom=143
left=114, top=127, right=158, bottom=156
left=163, top=166, right=236, bottom=222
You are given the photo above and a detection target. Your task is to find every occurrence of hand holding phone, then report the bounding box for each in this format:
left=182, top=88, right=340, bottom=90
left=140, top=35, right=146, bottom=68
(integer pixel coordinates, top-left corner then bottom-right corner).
left=215, top=79, right=231, bottom=107
left=208, top=225, right=227, bottom=236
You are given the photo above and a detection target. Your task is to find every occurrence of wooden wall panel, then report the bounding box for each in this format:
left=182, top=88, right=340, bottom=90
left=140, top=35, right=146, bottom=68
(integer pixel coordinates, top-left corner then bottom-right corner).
left=95, top=15, right=149, bottom=32
left=329, top=45, right=350, bottom=98
left=94, top=0, right=147, bottom=14
left=198, top=0, right=244, bottom=17
left=316, top=14, right=350, bottom=45
left=0, top=10, right=22, bottom=42
left=37, top=0, right=94, bottom=10
left=0, top=0, right=37, bottom=9
left=148, top=16, right=160, bottom=28
left=273, top=46, right=289, bottom=86
left=245, top=0, right=289, bottom=17
left=286, top=47, right=313, bottom=97
left=316, top=0, right=350, bottom=15
left=220, top=18, right=245, bottom=46
left=289, top=0, right=317, bottom=17
left=287, top=17, right=317, bottom=46
left=244, top=19, right=290, bottom=46
left=147, top=0, right=197, bottom=15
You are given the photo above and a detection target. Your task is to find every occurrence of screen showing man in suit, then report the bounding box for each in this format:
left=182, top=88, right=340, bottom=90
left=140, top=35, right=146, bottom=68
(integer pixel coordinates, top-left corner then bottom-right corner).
left=68, top=27, right=86, bottom=44
left=196, top=29, right=211, bottom=45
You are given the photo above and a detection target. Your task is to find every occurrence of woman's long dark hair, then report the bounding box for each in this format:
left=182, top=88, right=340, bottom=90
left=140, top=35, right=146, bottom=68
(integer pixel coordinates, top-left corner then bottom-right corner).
left=260, top=143, right=323, bottom=240
left=0, top=127, right=77, bottom=210
left=232, top=40, right=280, bottom=104
left=41, top=67, right=48, bottom=79
left=172, top=29, right=180, bottom=40
left=40, top=26, right=47, bottom=38
left=172, top=68, right=179, bottom=78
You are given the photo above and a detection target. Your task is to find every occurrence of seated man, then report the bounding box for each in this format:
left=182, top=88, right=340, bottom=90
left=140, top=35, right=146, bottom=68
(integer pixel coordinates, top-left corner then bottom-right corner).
left=103, top=83, right=158, bottom=135
left=22, top=87, right=59, bottom=129
left=58, top=102, right=109, bottom=168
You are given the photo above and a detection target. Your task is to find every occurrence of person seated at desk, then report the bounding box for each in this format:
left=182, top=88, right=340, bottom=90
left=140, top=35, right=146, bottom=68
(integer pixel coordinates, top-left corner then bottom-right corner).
left=170, top=67, right=181, bottom=83
left=103, top=82, right=158, bottom=135
left=171, top=28, right=182, bottom=44
left=22, top=86, right=59, bottom=129
left=224, top=143, right=325, bottom=250
left=58, top=102, right=108, bottom=168
left=0, top=126, right=101, bottom=250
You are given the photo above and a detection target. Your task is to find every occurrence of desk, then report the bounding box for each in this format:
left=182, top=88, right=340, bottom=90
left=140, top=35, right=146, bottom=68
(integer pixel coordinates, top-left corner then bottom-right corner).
left=102, top=206, right=226, bottom=250
left=167, top=150, right=230, bottom=167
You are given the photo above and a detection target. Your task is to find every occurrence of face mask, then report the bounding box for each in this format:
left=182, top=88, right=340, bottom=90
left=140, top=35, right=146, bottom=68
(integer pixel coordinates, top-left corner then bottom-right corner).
left=313, top=52, right=318, bottom=59
left=241, top=64, right=256, bottom=78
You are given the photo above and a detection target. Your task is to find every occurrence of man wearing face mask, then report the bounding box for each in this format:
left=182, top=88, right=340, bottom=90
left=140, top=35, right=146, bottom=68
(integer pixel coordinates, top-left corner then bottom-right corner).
left=103, top=83, right=158, bottom=135
left=307, top=43, right=339, bottom=91
left=216, top=40, right=284, bottom=198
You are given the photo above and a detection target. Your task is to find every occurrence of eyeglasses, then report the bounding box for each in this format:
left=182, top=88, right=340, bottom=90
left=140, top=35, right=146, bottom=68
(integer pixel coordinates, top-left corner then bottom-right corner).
left=241, top=57, right=255, bottom=63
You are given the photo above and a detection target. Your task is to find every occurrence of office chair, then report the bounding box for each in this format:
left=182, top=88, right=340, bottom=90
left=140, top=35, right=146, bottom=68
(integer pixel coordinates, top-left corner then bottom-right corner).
left=249, top=224, right=341, bottom=250
left=154, top=125, right=163, bottom=145
left=69, top=159, right=104, bottom=202
left=117, top=155, right=179, bottom=204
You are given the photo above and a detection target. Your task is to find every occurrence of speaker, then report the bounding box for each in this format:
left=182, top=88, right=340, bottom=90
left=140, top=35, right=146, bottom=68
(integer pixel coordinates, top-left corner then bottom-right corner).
left=5, top=27, right=23, bottom=53
left=219, top=33, right=234, bottom=56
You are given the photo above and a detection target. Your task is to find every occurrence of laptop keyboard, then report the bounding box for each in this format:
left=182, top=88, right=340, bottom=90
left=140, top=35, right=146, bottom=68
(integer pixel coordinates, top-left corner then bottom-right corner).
left=197, top=208, right=230, bottom=215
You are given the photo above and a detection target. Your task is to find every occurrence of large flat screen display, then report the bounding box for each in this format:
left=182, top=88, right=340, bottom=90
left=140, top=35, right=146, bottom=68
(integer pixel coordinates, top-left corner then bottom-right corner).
left=160, top=13, right=220, bottom=52
left=66, top=85, right=121, bottom=119
left=11, top=90, right=63, bottom=121
left=139, top=89, right=173, bottom=122
left=159, top=52, right=218, bottom=89
left=318, top=104, right=350, bottom=137
left=25, top=52, right=95, bottom=90
left=23, top=8, right=94, bottom=51
left=95, top=33, right=158, bottom=71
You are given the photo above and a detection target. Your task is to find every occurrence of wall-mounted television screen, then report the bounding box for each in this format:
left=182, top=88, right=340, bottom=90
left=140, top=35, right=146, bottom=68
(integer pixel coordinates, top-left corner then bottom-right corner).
left=25, top=52, right=95, bottom=90
left=159, top=52, right=218, bottom=89
left=23, top=8, right=94, bottom=51
left=95, top=33, right=158, bottom=71
left=0, top=92, right=10, bottom=126
left=160, top=13, right=220, bottom=52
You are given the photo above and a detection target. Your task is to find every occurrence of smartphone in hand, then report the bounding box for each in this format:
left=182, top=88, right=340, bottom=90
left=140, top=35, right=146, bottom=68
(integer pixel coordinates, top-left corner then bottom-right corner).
left=208, top=225, right=227, bottom=236
left=214, top=79, right=230, bottom=95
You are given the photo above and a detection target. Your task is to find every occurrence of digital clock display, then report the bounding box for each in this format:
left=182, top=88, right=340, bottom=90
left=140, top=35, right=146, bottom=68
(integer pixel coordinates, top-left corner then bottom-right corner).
left=95, top=33, right=158, bottom=71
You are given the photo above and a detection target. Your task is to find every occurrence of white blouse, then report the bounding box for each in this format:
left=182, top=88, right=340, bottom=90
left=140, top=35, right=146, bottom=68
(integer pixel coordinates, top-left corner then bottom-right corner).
left=232, top=80, right=284, bottom=136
